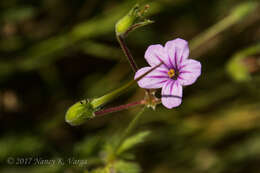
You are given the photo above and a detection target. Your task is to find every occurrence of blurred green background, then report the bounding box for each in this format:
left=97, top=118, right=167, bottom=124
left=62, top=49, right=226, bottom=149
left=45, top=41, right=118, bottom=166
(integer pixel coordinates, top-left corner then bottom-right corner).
left=0, top=0, right=260, bottom=172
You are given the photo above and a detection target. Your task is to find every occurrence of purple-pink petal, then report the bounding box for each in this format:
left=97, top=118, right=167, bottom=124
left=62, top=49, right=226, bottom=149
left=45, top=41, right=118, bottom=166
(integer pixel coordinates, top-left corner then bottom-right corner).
left=178, top=59, right=201, bottom=86
left=165, top=38, right=189, bottom=69
left=144, top=44, right=171, bottom=69
left=134, top=67, right=169, bottom=89
left=135, top=38, right=201, bottom=109
left=161, top=80, right=183, bottom=109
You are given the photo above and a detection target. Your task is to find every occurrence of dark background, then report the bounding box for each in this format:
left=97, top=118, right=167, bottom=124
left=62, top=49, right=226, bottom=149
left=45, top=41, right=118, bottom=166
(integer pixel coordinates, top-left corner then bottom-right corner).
left=0, top=0, right=260, bottom=172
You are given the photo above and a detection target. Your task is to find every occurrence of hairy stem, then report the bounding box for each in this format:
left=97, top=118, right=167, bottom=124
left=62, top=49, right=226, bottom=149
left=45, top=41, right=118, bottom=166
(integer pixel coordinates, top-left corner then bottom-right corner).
left=91, top=62, right=162, bottom=109
left=95, top=100, right=145, bottom=116
left=117, top=34, right=139, bottom=72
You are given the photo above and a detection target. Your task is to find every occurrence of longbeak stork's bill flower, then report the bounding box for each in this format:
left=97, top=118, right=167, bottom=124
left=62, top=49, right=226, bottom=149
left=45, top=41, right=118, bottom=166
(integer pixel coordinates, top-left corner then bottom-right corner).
left=134, top=38, right=201, bottom=109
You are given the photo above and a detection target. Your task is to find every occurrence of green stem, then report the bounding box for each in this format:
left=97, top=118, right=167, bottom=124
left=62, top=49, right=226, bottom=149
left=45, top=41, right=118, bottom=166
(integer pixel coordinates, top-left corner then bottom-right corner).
left=91, top=80, right=135, bottom=108
left=90, top=62, right=163, bottom=109
left=115, top=107, right=146, bottom=155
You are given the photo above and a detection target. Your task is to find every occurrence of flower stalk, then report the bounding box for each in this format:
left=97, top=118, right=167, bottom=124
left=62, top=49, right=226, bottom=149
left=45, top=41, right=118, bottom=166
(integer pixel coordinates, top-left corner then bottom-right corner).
left=115, top=3, right=153, bottom=72
left=90, top=80, right=135, bottom=108
left=65, top=62, right=162, bottom=126
left=116, top=35, right=139, bottom=72
left=95, top=100, right=145, bottom=116
left=91, top=62, right=163, bottom=109
left=115, top=107, right=146, bottom=155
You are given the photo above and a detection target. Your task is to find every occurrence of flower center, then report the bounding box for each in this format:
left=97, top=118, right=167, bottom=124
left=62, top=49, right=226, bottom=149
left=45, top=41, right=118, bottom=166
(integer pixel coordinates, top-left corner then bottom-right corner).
left=168, top=68, right=178, bottom=80
left=168, top=69, right=175, bottom=78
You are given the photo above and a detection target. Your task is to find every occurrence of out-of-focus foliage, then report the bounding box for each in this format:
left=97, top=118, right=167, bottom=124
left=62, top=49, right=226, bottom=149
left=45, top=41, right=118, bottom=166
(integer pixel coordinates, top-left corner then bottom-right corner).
left=117, top=131, right=150, bottom=155
left=227, top=43, right=260, bottom=81
left=0, top=0, right=260, bottom=173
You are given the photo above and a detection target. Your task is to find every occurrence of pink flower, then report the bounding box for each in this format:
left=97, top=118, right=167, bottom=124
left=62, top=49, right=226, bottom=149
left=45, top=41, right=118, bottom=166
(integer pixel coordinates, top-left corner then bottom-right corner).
left=134, top=38, right=201, bottom=109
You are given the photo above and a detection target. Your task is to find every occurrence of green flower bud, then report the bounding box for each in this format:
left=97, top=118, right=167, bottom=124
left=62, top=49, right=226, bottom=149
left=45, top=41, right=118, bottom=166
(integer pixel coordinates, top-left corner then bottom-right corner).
left=115, top=4, right=139, bottom=35
left=115, top=4, right=153, bottom=36
left=65, top=100, right=95, bottom=126
left=65, top=80, right=134, bottom=126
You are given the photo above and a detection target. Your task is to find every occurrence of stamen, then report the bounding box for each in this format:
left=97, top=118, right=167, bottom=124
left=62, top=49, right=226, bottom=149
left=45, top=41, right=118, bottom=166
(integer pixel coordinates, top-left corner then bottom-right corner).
left=168, top=69, right=175, bottom=78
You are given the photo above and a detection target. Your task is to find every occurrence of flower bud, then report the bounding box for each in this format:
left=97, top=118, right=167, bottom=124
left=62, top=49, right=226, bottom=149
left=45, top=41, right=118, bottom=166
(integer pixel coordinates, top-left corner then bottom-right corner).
left=115, top=4, right=152, bottom=36
left=65, top=100, right=95, bottom=126
left=65, top=80, right=134, bottom=126
left=115, top=4, right=139, bottom=35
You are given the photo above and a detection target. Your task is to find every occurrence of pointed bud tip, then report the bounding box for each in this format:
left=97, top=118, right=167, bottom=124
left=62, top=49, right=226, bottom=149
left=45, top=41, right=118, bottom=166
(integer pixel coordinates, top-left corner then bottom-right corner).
left=115, top=3, right=152, bottom=35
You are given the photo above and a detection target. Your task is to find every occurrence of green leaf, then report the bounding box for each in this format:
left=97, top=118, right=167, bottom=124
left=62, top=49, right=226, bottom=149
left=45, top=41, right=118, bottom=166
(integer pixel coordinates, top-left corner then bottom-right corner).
left=120, top=152, right=136, bottom=160
left=117, top=131, right=151, bottom=155
left=90, top=168, right=107, bottom=173
left=113, top=160, right=141, bottom=173
left=90, top=160, right=140, bottom=173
